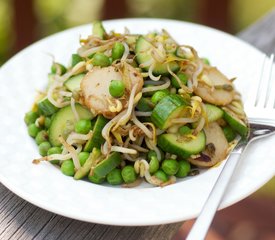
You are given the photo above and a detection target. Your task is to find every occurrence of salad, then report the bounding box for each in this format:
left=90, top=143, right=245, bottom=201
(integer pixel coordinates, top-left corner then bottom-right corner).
left=25, top=21, right=248, bottom=187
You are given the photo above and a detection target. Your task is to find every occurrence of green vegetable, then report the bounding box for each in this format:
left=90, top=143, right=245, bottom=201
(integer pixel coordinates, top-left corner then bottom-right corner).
left=35, top=130, right=48, bottom=145
left=202, top=58, right=211, bottom=65
left=88, top=174, right=105, bottom=184
left=38, top=141, right=51, bottom=157
left=61, top=159, right=75, bottom=176
left=136, top=97, right=154, bottom=112
left=147, top=150, right=157, bottom=161
left=24, top=111, right=38, bottom=125
left=112, top=42, right=125, bottom=61
left=109, top=80, right=125, bottom=98
left=64, top=74, right=85, bottom=92
left=71, top=54, right=83, bottom=67
left=38, top=97, right=59, bottom=116
left=158, top=131, right=206, bottom=158
left=107, top=168, right=124, bottom=185
left=205, top=104, right=223, bottom=122
left=92, top=53, right=110, bottom=67
left=75, top=119, right=92, bottom=134
left=149, top=156, right=159, bottom=174
left=47, top=146, right=62, bottom=164
left=179, top=126, right=192, bottom=135
left=92, top=21, right=106, bottom=39
left=78, top=152, right=90, bottom=166
left=151, top=90, right=169, bottom=104
left=84, top=115, right=108, bottom=152
left=135, top=36, right=179, bottom=75
left=147, top=149, right=164, bottom=161
left=49, top=104, right=94, bottom=147
left=176, top=160, right=190, bottom=178
left=223, top=110, right=248, bottom=138
left=74, top=148, right=101, bottom=180
left=92, top=152, right=122, bottom=178
left=51, top=63, right=66, bottom=75
left=222, top=126, right=237, bottom=142
left=121, top=165, right=137, bottom=184
left=151, top=94, right=188, bottom=129
left=161, top=159, right=179, bottom=175
left=44, top=117, right=52, bottom=129
left=154, top=170, right=168, bottom=182
left=28, top=123, right=41, bottom=138
left=171, top=72, right=188, bottom=88
left=47, top=146, right=62, bottom=155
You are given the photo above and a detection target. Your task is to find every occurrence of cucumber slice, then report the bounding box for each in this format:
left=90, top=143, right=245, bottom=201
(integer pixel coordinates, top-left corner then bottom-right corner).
left=151, top=94, right=188, bottom=129
left=222, top=126, right=237, bottom=142
left=135, top=36, right=179, bottom=75
left=49, top=104, right=94, bottom=146
left=158, top=131, right=206, bottom=158
left=64, top=73, right=85, bottom=92
left=38, top=97, right=59, bottom=116
left=93, top=21, right=106, bottom=39
left=205, top=104, right=223, bottom=122
left=223, top=110, right=248, bottom=137
left=92, top=152, right=122, bottom=178
left=84, top=115, right=109, bottom=152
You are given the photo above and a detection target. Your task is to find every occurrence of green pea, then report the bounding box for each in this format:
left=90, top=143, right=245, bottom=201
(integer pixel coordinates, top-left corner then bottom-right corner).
left=202, top=57, right=211, bottom=65
left=154, top=170, right=168, bottom=182
left=107, top=168, right=123, bottom=185
left=35, top=130, right=48, bottom=145
left=47, top=146, right=62, bottom=164
left=71, top=54, right=83, bottom=67
left=112, top=42, right=125, bottom=61
left=109, top=80, right=125, bottom=98
left=88, top=173, right=105, bottom=184
left=38, top=141, right=51, bottom=157
left=176, top=160, right=191, bottom=178
left=151, top=89, right=169, bottom=104
left=161, top=159, right=179, bottom=176
left=147, top=150, right=157, bottom=160
left=149, top=156, right=159, bottom=174
left=78, top=152, right=90, bottom=166
left=121, top=165, right=137, bottom=183
left=92, top=53, right=110, bottom=67
left=179, top=126, right=192, bottom=135
left=51, top=63, right=67, bottom=75
left=75, top=119, right=92, bottom=134
left=44, top=117, right=52, bottom=129
left=24, top=111, right=39, bottom=125
left=61, top=159, right=75, bottom=176
left=171, top=72, right=188, bottom=88
left=223, top=126, right=236, bottom=142
left=147, top=149, right=164, bottom=161
left=28, top=123, right=41, bottom=138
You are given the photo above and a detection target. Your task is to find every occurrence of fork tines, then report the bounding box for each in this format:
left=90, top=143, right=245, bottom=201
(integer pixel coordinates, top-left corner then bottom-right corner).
left=254, top=53, right=275, bottom=108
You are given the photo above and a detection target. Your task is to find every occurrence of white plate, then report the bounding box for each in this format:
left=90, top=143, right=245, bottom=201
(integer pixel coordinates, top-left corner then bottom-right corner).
left=0, top=18, right=274, bottom=226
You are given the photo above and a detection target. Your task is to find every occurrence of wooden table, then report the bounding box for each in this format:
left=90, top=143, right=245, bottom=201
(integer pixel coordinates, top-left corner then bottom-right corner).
left=1, top=10, right=275, bottom=240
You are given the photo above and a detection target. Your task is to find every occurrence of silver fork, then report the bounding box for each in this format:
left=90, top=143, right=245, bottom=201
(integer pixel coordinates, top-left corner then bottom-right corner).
left=187, top=54, right=275, bottom=240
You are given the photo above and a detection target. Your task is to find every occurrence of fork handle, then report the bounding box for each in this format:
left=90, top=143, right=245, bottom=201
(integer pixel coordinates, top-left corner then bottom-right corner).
left=186, top=151, right=243, bottom=240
